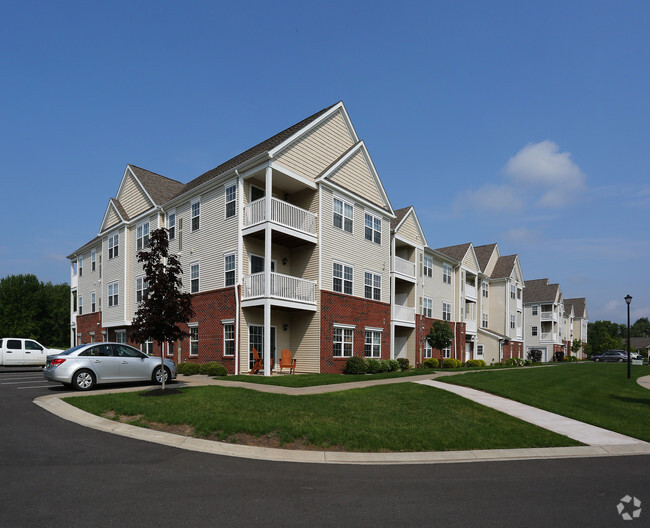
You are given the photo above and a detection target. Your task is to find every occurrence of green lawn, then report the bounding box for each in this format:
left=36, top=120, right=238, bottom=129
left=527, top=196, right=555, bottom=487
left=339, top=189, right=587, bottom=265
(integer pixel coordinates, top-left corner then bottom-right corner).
left=441, top=363, right=650, bottom=442
left=64, top=383, right=581, bottom=452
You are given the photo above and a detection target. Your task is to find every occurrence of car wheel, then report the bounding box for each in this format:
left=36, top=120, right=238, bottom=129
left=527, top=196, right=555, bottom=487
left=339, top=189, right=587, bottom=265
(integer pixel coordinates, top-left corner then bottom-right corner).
left=594, top=358, right=600, bottom=362
left=72, top=369, right=96, bottom=391
left=618, top=358, right=624, bottom=362
left=152, top=366, right=170, bottom=385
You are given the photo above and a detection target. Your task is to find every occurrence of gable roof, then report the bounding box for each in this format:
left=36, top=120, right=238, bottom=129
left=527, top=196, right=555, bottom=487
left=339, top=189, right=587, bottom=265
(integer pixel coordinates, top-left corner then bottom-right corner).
left=564, top=298, right=587, bottom=318
left=491, top=255, right=518, bottom=279
left=129, top=165, right=185, bottom=205
left=474, top=243, right=498, bottom=273
left=436, top=243, right=472, bottom=262
left=523, top=278, right=560, bottom=303
left=391, top=207, right=411, bottom=231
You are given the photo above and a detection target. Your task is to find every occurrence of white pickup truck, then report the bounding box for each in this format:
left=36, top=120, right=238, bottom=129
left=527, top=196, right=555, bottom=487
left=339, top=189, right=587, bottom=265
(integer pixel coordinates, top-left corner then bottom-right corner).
left=0, top=338, right=61, bottom=366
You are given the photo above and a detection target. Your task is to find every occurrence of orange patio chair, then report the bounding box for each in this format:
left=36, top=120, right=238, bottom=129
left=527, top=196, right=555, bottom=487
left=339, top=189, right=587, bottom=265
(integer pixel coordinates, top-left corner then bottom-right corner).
left=279, top=348, right=297, bottom=374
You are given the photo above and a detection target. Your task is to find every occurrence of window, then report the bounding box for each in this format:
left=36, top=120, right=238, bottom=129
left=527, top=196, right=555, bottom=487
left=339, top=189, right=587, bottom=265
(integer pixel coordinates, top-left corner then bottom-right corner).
left=442, top=302, right=451, bottom=321
left=108, top=233, right=119, bottom=259
left=482, top=282, right=489, bottom=298
left=423, top=255, right=433, bottom=277
left=190, top=263, right=199, bottom=293
left=78, top=296, right=83, bottom=315
left=224, top=253, right=236, bottom=286
left=72, top=261, right=78, bottom=276
left=166, top=341, right=174, bottom=357
left=91, top=250, right=96, bottom=272
left=442, top=347, right=451, bottom=359
left=532, top=305, right=538, bottom=315
left=510, top=284, right=516, bottom=299
left=137, top=222, right=149, bottom=250
left=225, top=183, right=237, bottom=218
left=364, top=330, right=381, bottom=358
left=78, top=256, right=83, bottom=277
left=532, top=326, right=538, bottom=336
left=424, top=340, right=432, bottom=358
left=108, top=282, right=119, bottom=307
left=482, top=312, right=489, bottom=328
left=442, top=263, right=452, bottom=284
left=364, top=271, right=381, bottom=301
left=224, top=324, right=235, bottom=356
left=517, top=288, right=522, bottom=300
left=189, top=326, right=198, bottom=356
left=333, top=197, right=353, bottom=233
left=91, top=292, right=96, bottom=312
left=142, top=340, right=153, bottom=355
left=476, top=344, right=484, bottom=358
left=136, top=277, right=148, bottom=302
left=72, top=290, right=77, bottom=312
left=191, top=199, right=200, bottom=231
left=333, top=262, right=353, bottom=295
left=422, top=297, right=433, bottom=318
left=115, top=331, right=127, bottom=344
left=364, top=213, right=381, bottom=244
left=168, top=212, right=176, bottom=240
left=510, top=314, right=516, bottom=329
left=333, top=326, right=353, bottom=357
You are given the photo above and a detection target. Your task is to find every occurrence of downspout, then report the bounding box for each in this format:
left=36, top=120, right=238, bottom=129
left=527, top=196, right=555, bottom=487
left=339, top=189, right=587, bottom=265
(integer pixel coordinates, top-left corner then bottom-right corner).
left=235, top=169, right=243, bottom=375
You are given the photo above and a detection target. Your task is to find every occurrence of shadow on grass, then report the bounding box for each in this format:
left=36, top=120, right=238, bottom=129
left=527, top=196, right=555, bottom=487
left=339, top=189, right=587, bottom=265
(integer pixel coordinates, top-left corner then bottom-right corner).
left=139, top=388, right=184, bottom=397
left=610, top=394, right=650, bottom=406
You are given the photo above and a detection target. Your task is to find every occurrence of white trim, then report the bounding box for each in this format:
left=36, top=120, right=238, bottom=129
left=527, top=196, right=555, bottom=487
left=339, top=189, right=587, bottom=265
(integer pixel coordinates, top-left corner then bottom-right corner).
left=221, top=318, right=235, bottom=324
left=332, top=194, right=354, bottom=235
left=364, top=326, right=384, bottom=332
left=394, top=234, right=424, bottom=252
left=269, top=162, right=318, bottom=190
left=323, top=179, right=394, bottom=218
left=333, top=323, right=357, bottom=329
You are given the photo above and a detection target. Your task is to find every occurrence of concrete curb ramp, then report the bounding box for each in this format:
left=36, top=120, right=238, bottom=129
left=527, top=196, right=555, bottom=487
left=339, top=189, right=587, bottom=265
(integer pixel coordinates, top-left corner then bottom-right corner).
left=33, top=375, right=650, bottom=465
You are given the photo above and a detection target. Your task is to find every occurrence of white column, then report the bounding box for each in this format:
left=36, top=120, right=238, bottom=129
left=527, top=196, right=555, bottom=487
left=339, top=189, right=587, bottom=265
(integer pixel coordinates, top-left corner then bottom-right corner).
left=263, top=166, right=273, bottom=375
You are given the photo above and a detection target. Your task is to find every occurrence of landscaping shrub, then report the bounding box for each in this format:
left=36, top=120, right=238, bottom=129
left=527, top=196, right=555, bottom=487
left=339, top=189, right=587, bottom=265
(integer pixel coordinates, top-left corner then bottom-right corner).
left=527, top=349, right=543, bottom=363
left=423, top=358, right=439, bottom=369
left=387, top=359, right=399, bottom=372
left=554, top=351, right=565, bottom=362
left=176, top=362, right=201, bottom=375
left=523, top=359, right=533, bottom=366
left=505, top=357, right=525, bottom=367
left=397, top=358, right=410, bottom=371
left=442, top=358, right=460, bottom=368
left=465, top=359, right=485, bottom=368
left=366, top=359, right=382, bottom=374
left=199, top=362, right=227, bottom=377
left=344, top=356, right=367, bottom=375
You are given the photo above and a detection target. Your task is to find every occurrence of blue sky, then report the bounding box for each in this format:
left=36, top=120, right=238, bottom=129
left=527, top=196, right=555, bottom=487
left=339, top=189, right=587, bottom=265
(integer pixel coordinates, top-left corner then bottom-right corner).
left=1, top=0, right=648, bottom=323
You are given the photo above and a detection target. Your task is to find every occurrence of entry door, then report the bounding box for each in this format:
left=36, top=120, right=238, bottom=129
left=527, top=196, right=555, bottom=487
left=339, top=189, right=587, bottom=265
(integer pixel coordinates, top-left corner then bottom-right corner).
left=394, top=336, right=407, bottom=359
left=465, top=342, right=472, bottom=362
left=249, top=326, right=277, bottom=370
left=250, top=255, right=276, bottom=274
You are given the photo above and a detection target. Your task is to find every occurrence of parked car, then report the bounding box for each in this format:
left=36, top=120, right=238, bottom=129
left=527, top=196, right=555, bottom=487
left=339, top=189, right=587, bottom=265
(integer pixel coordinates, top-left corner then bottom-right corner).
left=0, top=338, right=61, bottom=366
left=43, top=342, right=176, bottom=391
left=591, top=349, right=641, bottom=362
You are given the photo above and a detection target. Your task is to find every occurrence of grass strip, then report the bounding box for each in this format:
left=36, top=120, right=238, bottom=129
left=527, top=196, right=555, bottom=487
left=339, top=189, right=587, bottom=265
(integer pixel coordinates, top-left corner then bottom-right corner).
left=65, top=383, right=580, bottom=452
left=441, top=363, right=650, bottom=442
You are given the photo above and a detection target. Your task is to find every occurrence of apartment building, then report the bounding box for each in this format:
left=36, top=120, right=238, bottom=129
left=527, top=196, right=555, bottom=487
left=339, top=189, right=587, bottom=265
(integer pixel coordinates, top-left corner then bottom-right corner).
left=68, top=102, right=470, bottom=374
left=564, top=297, right=588, bottom=358
left=523, top=278, right=566, bottom=362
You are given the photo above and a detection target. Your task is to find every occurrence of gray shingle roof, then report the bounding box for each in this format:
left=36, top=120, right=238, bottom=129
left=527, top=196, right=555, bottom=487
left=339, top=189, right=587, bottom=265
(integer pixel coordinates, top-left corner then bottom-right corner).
left=564, top=297, right=587, bottom=318
left=491, top=254, right=517, bottom=279
left=523, top=278, right=560, bottom=303
left=474, top=243, right=497, bottom=272
left=129, top=165, right=185, bottom=205
left=436, top=243, right=472, bottom=262
left=391, top=206, right=412, bottom=230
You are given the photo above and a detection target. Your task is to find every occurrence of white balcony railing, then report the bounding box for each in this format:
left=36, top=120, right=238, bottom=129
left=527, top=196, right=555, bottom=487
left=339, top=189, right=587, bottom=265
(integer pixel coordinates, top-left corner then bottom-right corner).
left=540, top=310, right=557, bottom=321
left=393, top=256, right=415, bottom=278
left=465, top=319, right=477, bottom=333
left=242, top=272, right=316, bottom=304
left=465, top=283, right=477, bottom=300
left=516, top=297, right=523, bottom=310
left=244, top=197, right=317, bottom=236
left=393, top=304, right=415, bottom=323
left=540, top=332, right=558, bottom=342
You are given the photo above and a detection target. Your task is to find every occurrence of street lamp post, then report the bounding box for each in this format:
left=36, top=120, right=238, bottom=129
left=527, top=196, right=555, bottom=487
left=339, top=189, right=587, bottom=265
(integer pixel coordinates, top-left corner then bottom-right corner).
left=625, top=294, right=632, bottom=379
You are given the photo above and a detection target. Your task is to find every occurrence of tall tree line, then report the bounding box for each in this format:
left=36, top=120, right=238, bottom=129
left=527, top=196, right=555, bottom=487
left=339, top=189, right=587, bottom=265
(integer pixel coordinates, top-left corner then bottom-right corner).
left=0, top=274, right=70, bottom=348
left=586, top=317, right=650, bottom=356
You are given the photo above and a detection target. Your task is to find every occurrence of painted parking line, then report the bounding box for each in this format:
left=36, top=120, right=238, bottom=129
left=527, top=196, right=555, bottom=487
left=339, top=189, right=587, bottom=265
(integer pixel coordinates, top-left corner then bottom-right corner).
left=18, top=385, right=56, bottom=389
left=2, top=380, right=50, bottom=385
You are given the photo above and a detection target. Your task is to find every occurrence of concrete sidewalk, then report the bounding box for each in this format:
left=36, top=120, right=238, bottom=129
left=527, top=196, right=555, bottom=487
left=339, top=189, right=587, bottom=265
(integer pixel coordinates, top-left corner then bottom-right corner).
left=33, top=371, right=650, bottom=465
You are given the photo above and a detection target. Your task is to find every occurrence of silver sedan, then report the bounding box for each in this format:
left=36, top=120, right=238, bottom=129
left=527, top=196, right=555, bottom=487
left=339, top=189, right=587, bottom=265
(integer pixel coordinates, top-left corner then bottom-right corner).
left=44, top=342, right=176, bottom=391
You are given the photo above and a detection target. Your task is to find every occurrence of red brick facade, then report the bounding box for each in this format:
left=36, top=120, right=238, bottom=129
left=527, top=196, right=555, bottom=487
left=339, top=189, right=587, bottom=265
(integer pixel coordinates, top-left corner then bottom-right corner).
left=320, top=290, right=391, bottom=374
left=76, top=312, right=103, bottom=344
left=501, top=340, right=524, bottom=360
left=415, top=315, right=467, bottom=366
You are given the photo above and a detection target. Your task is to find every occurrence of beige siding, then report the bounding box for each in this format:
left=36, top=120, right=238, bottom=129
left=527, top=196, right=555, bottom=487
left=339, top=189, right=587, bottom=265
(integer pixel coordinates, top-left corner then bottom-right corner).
left=102, top=206, right=120, bottom=231
left=396, top=213, right=423, bottom=246
left=76, top=245, right=101, bottom=321
left=478, top=333, right=500, bottom=364
left=462, top=250, right=479, bottom=273
left=483, top=249, right=499, bottom=276
left=327, top=149, right=386, bottom=209
left=102, top=227, right=126, bottom=325
left=422, top=254, right=455, bottom=320
left=118, top=170, right=152, bottom=220
left=274, top=111, right=355, bottom=180
left=320, top=186, right=391, bottom=303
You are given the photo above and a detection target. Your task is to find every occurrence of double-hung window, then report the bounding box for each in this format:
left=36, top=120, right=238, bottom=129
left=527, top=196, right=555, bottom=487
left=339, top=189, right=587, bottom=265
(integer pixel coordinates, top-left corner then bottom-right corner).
left=482, top=282, right=489, bottom=298
left=136, top=222, right=149, bottom=250
left=78, top=296, right=83, bottom=315
left=168, top=212, right=176, bottom=239
left=223, top=323, right=235, bottom=356
left=364, top=213, right=381, bottom=244
left=424, top=340, right=433, bottom=358
left=510, top=314, right=516, bottom=329
left=482, top=312, right=489, bottom=328
left=442, top=347, right=451, bottom=359
left=423, top=255, right=433, bottom=277
left=364, top=330, right=381, bottom=358
left=191, top=199, right=200, bottom=231
left=190, top=263, right=199, bottom=293
left=108, top=233, right=119, bottom=259
left=532, top=305, right=538, bottom=315
left=91, top=250, right=96, bottom=272
left=189, top=325, right=198, bottom=356
left=532, top=326, right=538, bottom=336
left=476, top=345, right=484, bottom=358
left=224, top=253, right=236, bottom=286
left=136, top=277, right=148, bottom=302
left=333, top=197, right=353, bottom=233
left=510, top=284, right=516, bottom=299
left=442, top=302, right=451, bottom=321
left=364, top=271, right=381, bottom=301
left=78, top=256, right=83, bottom=277
left=108, top=282, right=119, bottom=307
left=333, top=326, right=353, bottom=357
left=442, top=263, right=452, bottom=284
left=333, top=262, right=353, bottom=295
left=225, top=183, right=237, bottom=218
left=422, top=297, right=433, bottom=318
left=91, top=292, right=96, bottom=312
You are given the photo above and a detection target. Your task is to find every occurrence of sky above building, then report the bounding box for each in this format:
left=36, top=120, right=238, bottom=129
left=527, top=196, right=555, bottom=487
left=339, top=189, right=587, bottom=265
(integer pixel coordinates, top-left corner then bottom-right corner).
left=1, top=0, right=648, bottom=324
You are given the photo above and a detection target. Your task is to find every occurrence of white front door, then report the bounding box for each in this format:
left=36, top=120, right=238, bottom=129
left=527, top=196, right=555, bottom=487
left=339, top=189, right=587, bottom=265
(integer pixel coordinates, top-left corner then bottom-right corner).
left=465, top=342, right=472, bottom=362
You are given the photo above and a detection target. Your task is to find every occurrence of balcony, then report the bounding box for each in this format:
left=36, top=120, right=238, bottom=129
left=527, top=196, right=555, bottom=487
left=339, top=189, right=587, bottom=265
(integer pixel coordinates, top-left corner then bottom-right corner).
left=516, top=297, right=522, bottom=310
left=540, top=311, right=557, bottom=322
left=393, top=304, right=415, bottom=326
left=392, top=256, right=416, bottom=281
left=242, top=272, right=316, bottom=308
left=465, top=319, right=477, bottom=333
left=243, top=197, right=317, bottom=241
left=540, top=332, right=558, bottom=342
left=465, top=283, right=477, bottom=300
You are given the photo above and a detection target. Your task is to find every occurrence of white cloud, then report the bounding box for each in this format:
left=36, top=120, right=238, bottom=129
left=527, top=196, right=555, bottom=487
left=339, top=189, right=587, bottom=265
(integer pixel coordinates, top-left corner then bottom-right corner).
left=504, top=140, right=586, bottom=208
left=452, top=184, right=523, bottom=214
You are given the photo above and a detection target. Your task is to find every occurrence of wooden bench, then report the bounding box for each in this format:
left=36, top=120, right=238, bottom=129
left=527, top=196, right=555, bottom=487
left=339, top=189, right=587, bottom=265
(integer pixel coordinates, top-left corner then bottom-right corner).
left=279, top=348, right=297, bottom=374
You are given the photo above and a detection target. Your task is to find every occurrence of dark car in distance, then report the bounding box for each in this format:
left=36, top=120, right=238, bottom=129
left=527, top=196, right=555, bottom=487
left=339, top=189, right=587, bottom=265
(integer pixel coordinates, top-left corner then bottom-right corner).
left=591, top=349, right=641, bottom=362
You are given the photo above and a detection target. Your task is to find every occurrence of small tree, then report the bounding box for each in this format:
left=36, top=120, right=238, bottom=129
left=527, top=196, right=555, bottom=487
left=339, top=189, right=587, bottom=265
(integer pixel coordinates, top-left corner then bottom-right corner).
left=130, top=228, right=194, bottom=390
left=426, top=321, right=454, bottom=361
left=570, top=338, right=582, bottom=358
